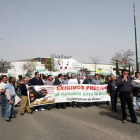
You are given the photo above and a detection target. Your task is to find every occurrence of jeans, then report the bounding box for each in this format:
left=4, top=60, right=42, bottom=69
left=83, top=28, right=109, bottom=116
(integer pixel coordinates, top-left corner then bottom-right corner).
left=132, top=96, right=140, bottom=110
left=5, top=96, right=15, bottom=121
left=1, top=95, right=6, bottom=117
left=110, top=92, right=118, bottom=111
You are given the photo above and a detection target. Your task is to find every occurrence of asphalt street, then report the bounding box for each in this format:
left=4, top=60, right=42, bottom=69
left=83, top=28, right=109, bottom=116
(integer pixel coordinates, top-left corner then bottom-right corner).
left=0, top=103, right=140, bottom=140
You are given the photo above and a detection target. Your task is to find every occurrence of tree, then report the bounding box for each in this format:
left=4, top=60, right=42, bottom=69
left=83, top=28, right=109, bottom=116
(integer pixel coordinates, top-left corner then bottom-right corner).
left=90, top=55, right=101, bottom=74
left=0, top=59, right=10, bottom=73
left=116, top=60, right=120, bottom=76
left=111, top=49, right=135, bottom=68
left=50, top=53, right=59, bottom=72
left=22, top=61, right=36, bottom=73
left=79, top=67, right=90, bottom=75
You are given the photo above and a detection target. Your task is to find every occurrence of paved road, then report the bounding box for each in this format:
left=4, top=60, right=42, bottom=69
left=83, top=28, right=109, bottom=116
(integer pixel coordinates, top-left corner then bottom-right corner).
left=0, top=103, right=140, bottom=140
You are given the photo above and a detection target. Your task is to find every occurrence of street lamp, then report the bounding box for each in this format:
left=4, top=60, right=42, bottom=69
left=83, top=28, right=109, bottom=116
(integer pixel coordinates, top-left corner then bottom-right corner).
left=133, top=0, right=139, bottom=72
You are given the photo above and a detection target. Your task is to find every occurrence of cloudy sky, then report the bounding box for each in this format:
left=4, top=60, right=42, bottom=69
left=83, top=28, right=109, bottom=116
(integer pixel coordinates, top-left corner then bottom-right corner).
left=0, top=0, right=140, bottom=64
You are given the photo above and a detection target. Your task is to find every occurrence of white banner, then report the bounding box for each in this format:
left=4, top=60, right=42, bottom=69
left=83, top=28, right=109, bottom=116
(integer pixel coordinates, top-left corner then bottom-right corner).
left=28, top=84, right=110, bottom=107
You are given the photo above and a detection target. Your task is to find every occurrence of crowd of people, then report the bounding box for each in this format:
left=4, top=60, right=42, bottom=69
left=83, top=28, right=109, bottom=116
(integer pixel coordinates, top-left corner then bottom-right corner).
left=0, top=69, right=140, bottom=124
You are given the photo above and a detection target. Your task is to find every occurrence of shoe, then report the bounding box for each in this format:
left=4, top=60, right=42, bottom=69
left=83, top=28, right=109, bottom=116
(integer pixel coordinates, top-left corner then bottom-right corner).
left=77, top=106, right=82, bottom=108
left=62, top=107, right=66, bottom=109
left=35, top=109, right=38, bottom=112
left=72, top=106, right=76, bottom=108
left=84, top=105, right=88, bottom=108
left=56, top=107, right=60, bottom=109
left=47, top=106, right=51, bottom=110
left=133, top=121, right=140, bottom=124
left=122, top=120, right=126, bottom=123
left=10, top=115, right=16, bottom=118
left=21, top=113, right=24, bottom=116
left=28, top=112, right=33, bottom=114
left=6, top=120, right=11, bottom=122
left=40, top=108, right=45, bottom=111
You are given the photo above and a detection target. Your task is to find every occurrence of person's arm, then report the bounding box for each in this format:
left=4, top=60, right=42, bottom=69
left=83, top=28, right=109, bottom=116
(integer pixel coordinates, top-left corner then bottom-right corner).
left=68, top=79, right=71, bottom=84
left=40, top=79, right=44, bottom=85
left=5, top=89, right=13, bottom=104
left=107, top=83, right=110, bottom=95
left=116, top=77, right=124, bottom=87
left=83, top=79, right=86, bottom=84
left=29, top=79, right=34, bottom=85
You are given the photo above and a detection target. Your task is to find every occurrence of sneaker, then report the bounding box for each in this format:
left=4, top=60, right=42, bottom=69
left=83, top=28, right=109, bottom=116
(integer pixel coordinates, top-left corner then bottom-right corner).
left=35, top=109, right=38, bottom=112
left=40, top=108, right=45, bottom=111
left=122, top=120, right=126, bottom=123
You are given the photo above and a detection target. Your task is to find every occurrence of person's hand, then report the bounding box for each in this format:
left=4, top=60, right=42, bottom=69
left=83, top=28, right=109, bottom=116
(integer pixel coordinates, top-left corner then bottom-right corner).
left=9, top=100, right=13, bottom=104
left=27, top=86, right=31, bottom=90
left=0, top=89, right=4, bottom=93
left=122, top=75, right=127, bottom=82
left=130, top=94, right=134, bottom=98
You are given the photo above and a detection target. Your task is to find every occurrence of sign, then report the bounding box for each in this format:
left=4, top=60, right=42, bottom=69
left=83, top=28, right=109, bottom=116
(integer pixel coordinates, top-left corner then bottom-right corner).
left=54, top=54, right=72, bottom=59
left=72, top=62, right=82, bottom=68
left=8, top=69, right=22, bottom=79
left=28, top=84, right=110, bottom=107
left=14, top=94, right=21, bottom=105
left=36, top=64, right=48, bottom=75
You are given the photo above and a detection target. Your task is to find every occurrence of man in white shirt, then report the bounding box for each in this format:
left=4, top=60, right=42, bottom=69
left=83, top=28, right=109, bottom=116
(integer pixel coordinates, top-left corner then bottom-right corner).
left=68, top=74, right=82, bottom=108
left=0, top=75, right=8, bottom=117
left=79, top=76, right=84, bottom=84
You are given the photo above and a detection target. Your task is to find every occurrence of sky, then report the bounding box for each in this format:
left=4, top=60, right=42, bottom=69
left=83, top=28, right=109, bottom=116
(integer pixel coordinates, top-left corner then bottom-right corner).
left=0, top=0, right=140, bottom=64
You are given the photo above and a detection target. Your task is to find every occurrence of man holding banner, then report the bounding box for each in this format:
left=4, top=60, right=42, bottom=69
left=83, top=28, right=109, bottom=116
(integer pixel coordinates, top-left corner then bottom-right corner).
left=30, top=72, right=45, bottom=112
left=54, top=74, right=66, bottom=109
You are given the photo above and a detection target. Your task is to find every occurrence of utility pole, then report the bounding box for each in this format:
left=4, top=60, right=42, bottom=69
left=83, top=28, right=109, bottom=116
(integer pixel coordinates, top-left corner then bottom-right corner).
left=133, top=0, right=139, bottom=72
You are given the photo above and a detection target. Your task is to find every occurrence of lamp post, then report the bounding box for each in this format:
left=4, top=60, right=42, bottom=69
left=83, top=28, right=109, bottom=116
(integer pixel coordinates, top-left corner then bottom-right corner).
left=133, top=0, right=139, bottom=72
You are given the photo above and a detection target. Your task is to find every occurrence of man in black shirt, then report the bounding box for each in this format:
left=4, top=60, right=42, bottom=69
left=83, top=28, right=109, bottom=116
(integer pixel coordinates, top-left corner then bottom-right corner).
left=117, top=69, right=139, bottom=124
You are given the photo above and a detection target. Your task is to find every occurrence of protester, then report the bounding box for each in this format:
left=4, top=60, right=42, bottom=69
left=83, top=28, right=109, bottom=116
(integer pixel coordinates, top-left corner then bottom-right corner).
left=68, top=73, right=82, bottom=108
left=107, top=75, right=118, bottom=112
left=0, top=75, right=8, bottom=117
left=46, top=75, right=53, bottom=85
left=42, top=75, right=47, bottom=85
left=83, top=74, right=91, bottom=107
left=54, top=74, right=66, bottom=109
left=132, top=72, right=140, bottom=111
left=117, top=69, right=139, bottom=124
left=20, top=77, right=32, bottom=115
left=80, top=76, right=84, bottom=84
left=30, top=72, right=45, bottom=111
left=45, top=75, right=53, bottom=110
left=100, top=75, right=105, bottom=84
left=15, top=75, right=23, bottom=94
left=62, top=75, right=69, bottom=85
left=92, top=74, right=101, bottom=106
left=104, top=76, right=111, bottom=105
left=4, top=77, right=16, bottom=122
